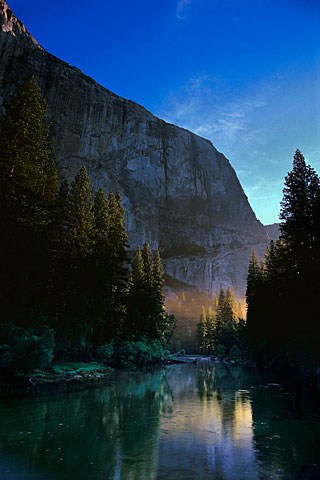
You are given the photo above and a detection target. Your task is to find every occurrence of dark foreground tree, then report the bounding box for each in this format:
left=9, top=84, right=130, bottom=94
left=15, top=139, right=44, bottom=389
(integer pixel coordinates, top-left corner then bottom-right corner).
left=246, top=150, right=320, bottom=369
left=126, top=244, right=174, bottom=343
left=0, top=77, right=56, bottom=333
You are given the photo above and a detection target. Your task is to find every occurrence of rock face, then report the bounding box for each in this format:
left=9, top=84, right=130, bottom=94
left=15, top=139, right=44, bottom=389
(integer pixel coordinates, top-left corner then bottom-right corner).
left=265, top=223, right=280, bottom=242
left=0, top=1, right=269, bottom=297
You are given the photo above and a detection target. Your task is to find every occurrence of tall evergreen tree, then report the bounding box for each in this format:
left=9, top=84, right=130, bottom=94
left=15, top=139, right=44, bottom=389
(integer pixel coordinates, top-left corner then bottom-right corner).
left=0, top=77, right=53, bottom=221
left=0, top=77, right=56, bottom=331
left=152, top=249, right=164, bottom=300
left=126, top=244, right=173, bottom=342
left=280, top=150, right=318, bottom=259
left=142, top=242, right=153, bottom=283
left=91, top=188, right=129, bottom=342
left=246, top=150, right=320, bottom=368
left=279, top=150, right=320, bottom=361
left=94, top=188, right=109, bottom=257
left=214, top=288, right=236, bottom=351
left=66, top=167, right=94, bottom=259
left=197, top=306, right=208, bottom=354
left=53, top=167, right=95, bottom=343
left=151, top=248, right=174, bottom=342
left=126, top=247, right=146, bottom=337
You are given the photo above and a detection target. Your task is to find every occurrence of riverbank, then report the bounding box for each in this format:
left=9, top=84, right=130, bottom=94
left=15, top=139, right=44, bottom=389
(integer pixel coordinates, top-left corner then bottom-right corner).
left=1, top=355, right=318, bottom=397
left=0, top=362, right=115, bottom=396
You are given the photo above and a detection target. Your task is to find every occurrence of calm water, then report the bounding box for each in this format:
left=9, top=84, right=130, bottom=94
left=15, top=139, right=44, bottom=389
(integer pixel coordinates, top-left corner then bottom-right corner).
left=0, top=364, right=319, bottom=480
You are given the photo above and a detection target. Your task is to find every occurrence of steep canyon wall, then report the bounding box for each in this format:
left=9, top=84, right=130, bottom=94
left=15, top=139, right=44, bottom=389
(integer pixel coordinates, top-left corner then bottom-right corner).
left=0, top=1, right=269, bottom=301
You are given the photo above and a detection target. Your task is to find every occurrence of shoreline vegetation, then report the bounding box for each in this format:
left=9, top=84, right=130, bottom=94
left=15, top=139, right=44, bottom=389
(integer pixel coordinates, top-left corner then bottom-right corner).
left=0, top=356, right=257, bottom=397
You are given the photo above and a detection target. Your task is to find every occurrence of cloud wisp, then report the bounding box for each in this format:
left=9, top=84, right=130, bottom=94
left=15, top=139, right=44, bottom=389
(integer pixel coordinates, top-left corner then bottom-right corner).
left=157, top=73, right=274, bottom=152
left=176, top=0, right=192, bottom=20
left=155, top=73, right=291, bottom=223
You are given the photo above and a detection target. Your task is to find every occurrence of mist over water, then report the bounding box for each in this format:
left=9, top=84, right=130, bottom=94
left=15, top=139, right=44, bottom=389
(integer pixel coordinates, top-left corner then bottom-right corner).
left=0, top=364, right=319, bottom=479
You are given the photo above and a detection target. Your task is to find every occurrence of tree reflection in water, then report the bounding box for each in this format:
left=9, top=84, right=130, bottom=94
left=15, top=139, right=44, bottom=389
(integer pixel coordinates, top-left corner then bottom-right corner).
left=0, top=365, right=319, bottom=479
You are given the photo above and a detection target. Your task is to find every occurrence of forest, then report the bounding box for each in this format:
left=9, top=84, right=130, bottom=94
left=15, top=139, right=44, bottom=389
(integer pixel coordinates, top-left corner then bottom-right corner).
left=0, top=78, right=175, bottom=377
left=0, top=77, right=319, bottom=380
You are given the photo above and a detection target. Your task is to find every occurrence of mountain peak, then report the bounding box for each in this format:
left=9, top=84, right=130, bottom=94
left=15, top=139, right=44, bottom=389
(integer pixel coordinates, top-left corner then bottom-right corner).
left=0, top=1, right=42, bottom=49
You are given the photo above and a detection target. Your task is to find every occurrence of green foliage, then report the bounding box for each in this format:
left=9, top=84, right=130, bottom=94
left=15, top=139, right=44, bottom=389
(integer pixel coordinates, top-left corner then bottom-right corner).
left=215, top=344, right=226, bottom=358
left=197, top=288, right=243, bottom=356
left=96, top=341, right=115, bottom=364
left=0, top=77, right=57, bottom=336
left=0, top=345, right=13, bottom=370
left=67, top=167, right=94, bottom=258
left=0, top=77, right=52, bottom=203
left=0, top=325, right=55, bottom=376
left=228, top=345, right=242, bottom=361
left=53, top=333, right=91, bottom=362
left=197, top=305, right=215, bottom=354
left=126, top=243, right=175, bottom=343
left=114, top=339, right=167, bottom=368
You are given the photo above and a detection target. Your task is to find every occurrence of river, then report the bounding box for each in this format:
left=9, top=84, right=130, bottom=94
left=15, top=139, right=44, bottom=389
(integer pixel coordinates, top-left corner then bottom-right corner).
left=0, top=363, right=319, bottom=479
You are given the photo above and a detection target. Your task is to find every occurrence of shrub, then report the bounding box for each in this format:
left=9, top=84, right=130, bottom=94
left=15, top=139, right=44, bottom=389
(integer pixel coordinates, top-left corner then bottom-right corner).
left=0, top=345, right=13, bottom=370
left=96, top=341, right=115, bottom=364
left=1, top=324, right=55, bottom=376
left=114, top=339, right=167, bottom=368
left=54, top=333, right=92, bottom=362
left=215, top=344, right=226, bottom=358
left=228, top=344, right=242, bottom=361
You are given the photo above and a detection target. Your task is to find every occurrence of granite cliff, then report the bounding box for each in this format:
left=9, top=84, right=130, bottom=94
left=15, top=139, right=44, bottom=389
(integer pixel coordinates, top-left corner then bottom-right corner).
left=0, top=1, right=269, bottom=298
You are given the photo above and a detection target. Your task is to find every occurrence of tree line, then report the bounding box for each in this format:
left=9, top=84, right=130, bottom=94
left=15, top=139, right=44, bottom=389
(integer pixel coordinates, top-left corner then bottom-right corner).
left=0, top=78, right=174, bottom=376
left=197, top=287, right=246, bottom=359
left=246, top=150, right=320, bottom=371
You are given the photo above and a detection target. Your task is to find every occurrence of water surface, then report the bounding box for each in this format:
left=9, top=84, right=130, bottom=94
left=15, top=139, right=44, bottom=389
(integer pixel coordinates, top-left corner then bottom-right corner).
left=0, top=363, right=319, bottom=479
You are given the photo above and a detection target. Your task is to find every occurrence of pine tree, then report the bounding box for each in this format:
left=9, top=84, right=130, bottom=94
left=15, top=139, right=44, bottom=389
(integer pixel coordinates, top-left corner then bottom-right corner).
left=132, top=247, right=145, bottom=287
left=207, top=305, right=216, bottom=349
left=245, top=250, right=267, bottom=358
left=54, top=167, right=95, bottom=342
left=126, top=245, right=173, bottom=342
left=91, top=188, right=129, bottom=342
left=152, top=248, right=173, bottom=342
left=126, top=247, right=146, bottom=337
left=280, top=150, right=319, bottom=256
left=152, top=248, right=164, bottom=298
left=214, top=288, right=236, bottom=352
left=279, top=150, right=320, bottom=361
left=246, top=250, right=264, bottom=304
left=106, top=192, right=129, bottom=295
left=197, top=306, right=208, bottom=354
left=0, top=77, right=52, bottom=209
left=0, top=77, right=56, bottom=331
left=142, top=242, right=153, bottom=283
left=94, top=188, right=109, bottom=257
left=245, top=151, right=320, bottom=367
left=66, top=167, right=94, bottom=259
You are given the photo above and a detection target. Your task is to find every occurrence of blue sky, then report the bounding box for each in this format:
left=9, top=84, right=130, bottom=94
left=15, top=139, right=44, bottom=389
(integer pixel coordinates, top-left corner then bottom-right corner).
left=8, top=0, right=320, bottom=224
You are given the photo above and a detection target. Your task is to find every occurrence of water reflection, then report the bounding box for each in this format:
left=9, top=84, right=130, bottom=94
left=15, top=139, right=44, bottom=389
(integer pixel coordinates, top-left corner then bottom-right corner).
left=158, top=364, right=259, bottom=480
left=0, top=364, right=319, bottom=479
